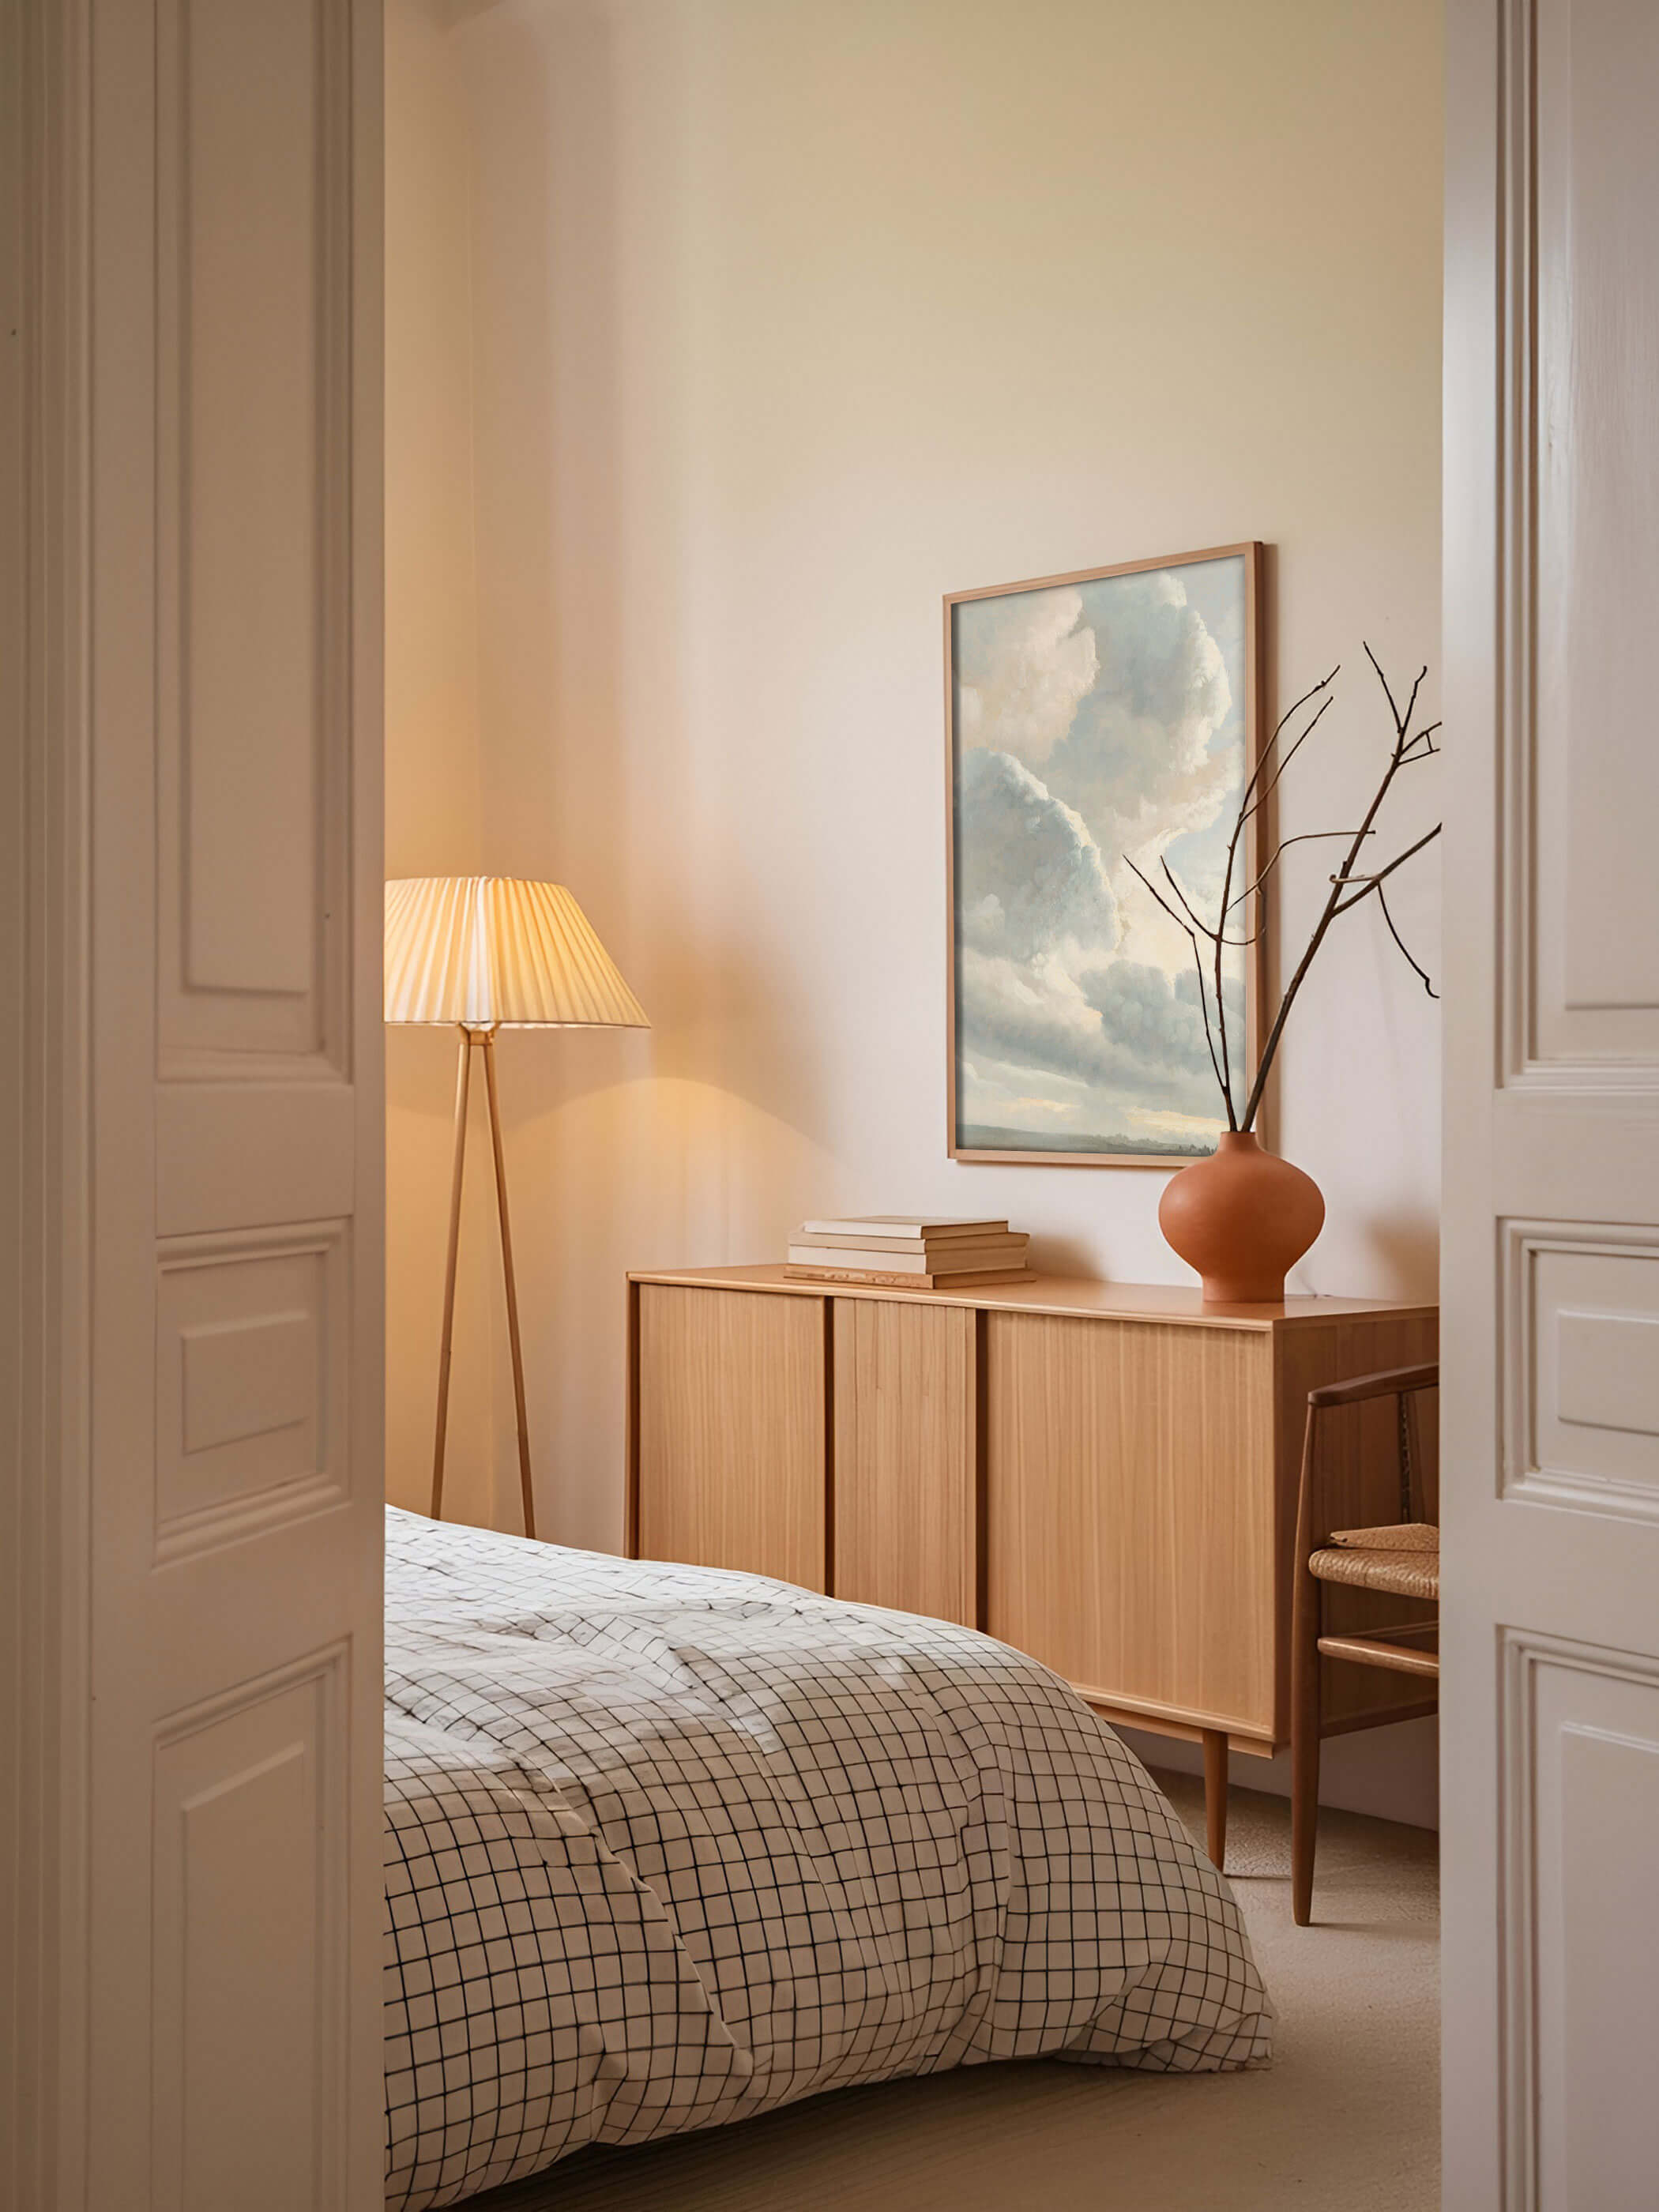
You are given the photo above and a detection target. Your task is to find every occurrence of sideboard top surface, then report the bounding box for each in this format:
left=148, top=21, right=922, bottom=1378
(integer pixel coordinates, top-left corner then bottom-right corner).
left=628, top=1263, right=1436, bottom=1334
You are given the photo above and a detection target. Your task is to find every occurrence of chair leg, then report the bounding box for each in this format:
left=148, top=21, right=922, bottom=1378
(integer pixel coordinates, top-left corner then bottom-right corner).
left=1291, top=1565, right=1321, bottom=1925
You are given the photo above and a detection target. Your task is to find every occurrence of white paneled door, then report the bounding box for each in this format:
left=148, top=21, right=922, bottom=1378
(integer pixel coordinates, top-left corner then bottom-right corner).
left=1443, top=1, right=1659, bottom=2205
left=80, top=0, right=385, bottom=2203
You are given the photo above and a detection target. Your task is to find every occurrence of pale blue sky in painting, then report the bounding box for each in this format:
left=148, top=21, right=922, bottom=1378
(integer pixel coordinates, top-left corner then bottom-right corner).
left=952, top=553, right=1248, bottom=1154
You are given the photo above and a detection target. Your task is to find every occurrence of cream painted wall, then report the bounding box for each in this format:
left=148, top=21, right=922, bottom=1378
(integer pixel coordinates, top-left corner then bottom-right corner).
left=386, top=0, right=1444, bottom=1817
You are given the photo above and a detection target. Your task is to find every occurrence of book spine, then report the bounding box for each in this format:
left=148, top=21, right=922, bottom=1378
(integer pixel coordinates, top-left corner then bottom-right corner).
left=798, top=1222, right=1007, bottom=1241
left=786, top=1253, right=929, bottom=1274
left=783, top=1264, right=1032, bottom=1289
left=790, top=1232, right=1029, bottom=1255
left=787, top=1246, right=1025, bottom=1272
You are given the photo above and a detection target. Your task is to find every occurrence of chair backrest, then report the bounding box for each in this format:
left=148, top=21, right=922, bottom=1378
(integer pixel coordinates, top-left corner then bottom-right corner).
left=1397, top=1384, right=1442, bottom=1525
left=1298, top=1363, right=1441, bottom=1557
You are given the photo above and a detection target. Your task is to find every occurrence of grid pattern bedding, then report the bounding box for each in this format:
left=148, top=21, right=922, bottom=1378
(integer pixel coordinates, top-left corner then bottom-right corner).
left=383, top=1507, right=1271, bottom=2209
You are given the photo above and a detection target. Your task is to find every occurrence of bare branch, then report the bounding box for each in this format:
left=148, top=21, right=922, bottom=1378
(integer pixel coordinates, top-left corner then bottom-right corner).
left=1127, top=644, right=1446, bottom=1135
left=1364, top=642, right=1427, bottom=744
left=1397, top=668, right=1426, bottom=739
left=1209, top=664, right=1339, bottom=1127
left=1241, top=654, right=1443, bottom=1130
left=1330, top=823, right=1443, bottom=914
left=1239, top=666, right=1341, bottom=817
left=1364, top=640, right=1404, bottom=729
left=1224, top=829, right=1373, bottom=915
left=1123, top=853, right=1254, bottom=946
left=1127, top=856, right=1230, bottom=1106
left=1238, top=694, right=1336, bottom=830
left=1159, top=858, right=1259, bottom=946
left=1160, top=857, right=1216, bottom=940
left=1183, top=928, right=1232, bottom=1107
left=1123, top=853, right=1199, bottom=938
left=1377, top=883, right=1439, bottom=999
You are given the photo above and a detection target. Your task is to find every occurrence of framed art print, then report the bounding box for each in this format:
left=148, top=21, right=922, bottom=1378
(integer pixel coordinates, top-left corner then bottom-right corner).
left=945, top=542, right=1265, bottom=1166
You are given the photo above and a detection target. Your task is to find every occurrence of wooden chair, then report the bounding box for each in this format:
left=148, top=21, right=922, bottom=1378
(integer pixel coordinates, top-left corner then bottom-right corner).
left=1291, top=1360, right=1439, bottom=1925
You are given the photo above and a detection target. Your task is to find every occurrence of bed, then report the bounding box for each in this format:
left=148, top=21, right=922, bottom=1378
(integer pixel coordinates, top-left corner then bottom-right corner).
left=383, top=1507, right=1272, bottom=2209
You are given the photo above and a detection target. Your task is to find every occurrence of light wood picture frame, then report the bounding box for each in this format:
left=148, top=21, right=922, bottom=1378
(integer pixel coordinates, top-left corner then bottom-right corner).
left=945, top=542, right=1266, bottom=1168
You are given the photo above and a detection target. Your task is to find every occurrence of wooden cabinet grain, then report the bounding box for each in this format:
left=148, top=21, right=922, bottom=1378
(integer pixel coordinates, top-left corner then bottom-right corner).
left=627, top=1266, right=1437, bottom=1773
left=833, top=1296, right=978, bottom=1627
left=633, top=1284, right=828, bottom=1589
left=984, top=1311, right=1276, bottom=1740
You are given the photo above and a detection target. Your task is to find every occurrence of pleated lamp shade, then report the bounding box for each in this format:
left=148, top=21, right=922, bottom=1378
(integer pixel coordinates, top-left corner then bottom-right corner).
left=384, top=877, right=649, bottom=1029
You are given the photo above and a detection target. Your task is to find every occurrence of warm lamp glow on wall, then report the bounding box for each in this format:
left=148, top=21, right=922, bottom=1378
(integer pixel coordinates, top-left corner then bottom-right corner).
left=385, top=877, right=649, bottom=1538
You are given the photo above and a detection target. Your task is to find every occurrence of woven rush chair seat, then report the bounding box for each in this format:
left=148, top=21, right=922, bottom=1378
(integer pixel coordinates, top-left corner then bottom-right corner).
left=1308, top=1525, right=1439, bottom=1604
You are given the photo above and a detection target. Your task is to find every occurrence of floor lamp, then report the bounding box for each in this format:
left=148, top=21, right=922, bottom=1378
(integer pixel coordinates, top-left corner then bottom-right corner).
left=385, top=876, right=649, bottom=1539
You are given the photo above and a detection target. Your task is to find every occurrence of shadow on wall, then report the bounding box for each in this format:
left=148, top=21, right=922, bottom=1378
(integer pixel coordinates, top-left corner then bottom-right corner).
left=485, top=1057, right=846, bottom=1549
left=461, top=0, right=840, bottom=1132
left=428, top=0, right=848, bottom=1543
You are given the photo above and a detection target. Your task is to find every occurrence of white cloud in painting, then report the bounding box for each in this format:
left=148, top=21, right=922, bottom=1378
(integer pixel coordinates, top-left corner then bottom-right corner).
left=956, top=749, right=1117, bottom=964
left=956, top=586, right=1100, bottom=766
left=1082, top=961, right=1225, bottom=1093
left=1049, top=576, right=1236, bottom=965
left=956, top=573, right=1236, bottom=935
left=957, top=947, right=1238, bottom=1123
left=951, top=559, right=1251, bottom=1146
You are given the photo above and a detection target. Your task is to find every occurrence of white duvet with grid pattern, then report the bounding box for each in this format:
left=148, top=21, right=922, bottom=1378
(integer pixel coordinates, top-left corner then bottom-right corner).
left=383, top=1507, right=1271, bottom=2208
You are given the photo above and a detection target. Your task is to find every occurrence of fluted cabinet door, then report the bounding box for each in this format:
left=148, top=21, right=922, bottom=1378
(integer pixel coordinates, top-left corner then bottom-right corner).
left=636, top=1285, right=828, bottom=1591
left=984, top=1315, right=1277, bottom=1744
left=832, top=1299, right=978, bottom=1626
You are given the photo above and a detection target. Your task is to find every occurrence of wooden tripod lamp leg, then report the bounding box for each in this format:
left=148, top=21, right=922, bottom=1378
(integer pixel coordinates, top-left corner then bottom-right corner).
left=480, top=1031, right=537, bottom=1541
left=431, top=1028, right=473, bottom=1521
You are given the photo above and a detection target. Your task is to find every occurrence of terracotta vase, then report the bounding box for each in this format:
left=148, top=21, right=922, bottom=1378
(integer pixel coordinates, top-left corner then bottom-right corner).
left=1158, top=1129, right=1324, bottom=1304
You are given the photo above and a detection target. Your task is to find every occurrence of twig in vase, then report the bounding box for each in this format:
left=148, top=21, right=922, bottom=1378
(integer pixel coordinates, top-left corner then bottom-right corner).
left=1377, top=883, right=1439, bottom=999
left=1123, top=853, right=1235, bottom=1107
left=1209, top=670, right=1340, bottom=1127
left=1124, top=647, right=1443, bottom=1138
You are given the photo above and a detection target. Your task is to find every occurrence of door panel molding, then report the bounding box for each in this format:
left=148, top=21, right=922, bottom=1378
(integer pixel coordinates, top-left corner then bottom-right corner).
left=1500, top=1631, right=1659, bottom=2209
left=156, top=1221, right=352, bottom=1563
left=1501, top=1219, right=1659, bottom=1522
left=1499, top=0, right=1659, bottom=1084
left=156, top=1082, right=357, bottom=1236
left=151, top=1646, right=352, bottom=2211
left=154, top=0, right=356, bottom=1082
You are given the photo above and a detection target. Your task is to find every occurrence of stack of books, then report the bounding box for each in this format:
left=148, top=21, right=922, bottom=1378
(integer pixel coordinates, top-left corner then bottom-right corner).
left=784, top=1215, right=1030, bottom=1289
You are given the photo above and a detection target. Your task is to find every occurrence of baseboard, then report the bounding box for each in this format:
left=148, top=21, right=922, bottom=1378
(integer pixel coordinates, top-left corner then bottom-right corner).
left=1116, top=1713, right=1440, bottom=1831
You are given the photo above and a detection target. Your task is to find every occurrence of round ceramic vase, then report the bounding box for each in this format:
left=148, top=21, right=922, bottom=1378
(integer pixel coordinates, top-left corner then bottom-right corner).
left=1158, top=1129, right=1324, bottom=1304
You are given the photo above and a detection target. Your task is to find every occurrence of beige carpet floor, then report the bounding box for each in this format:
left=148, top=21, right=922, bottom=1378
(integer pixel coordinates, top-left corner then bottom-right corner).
left=473, top=1770, right=1439, bottom=2212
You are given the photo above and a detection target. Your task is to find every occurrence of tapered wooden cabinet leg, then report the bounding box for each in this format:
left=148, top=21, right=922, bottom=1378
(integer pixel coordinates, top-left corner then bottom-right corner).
left=1202, top=1729, right=1228, bottom=1870
left=431, top=1028, right=473, bottom=1521
left=1291, top=1564, right=1321, bottom=1925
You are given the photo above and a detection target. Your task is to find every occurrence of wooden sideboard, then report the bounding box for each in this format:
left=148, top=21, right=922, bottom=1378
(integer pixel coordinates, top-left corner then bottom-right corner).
left=626, top=1265, right=1438, bottom=1850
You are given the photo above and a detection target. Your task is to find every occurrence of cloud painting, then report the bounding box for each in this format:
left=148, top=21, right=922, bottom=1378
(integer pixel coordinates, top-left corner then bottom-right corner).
left=949, top=549, right=1256, bottom=1160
